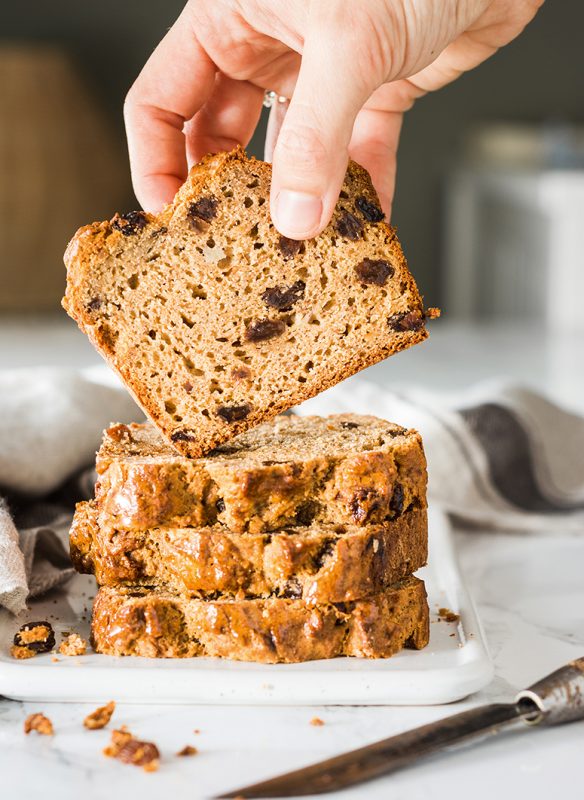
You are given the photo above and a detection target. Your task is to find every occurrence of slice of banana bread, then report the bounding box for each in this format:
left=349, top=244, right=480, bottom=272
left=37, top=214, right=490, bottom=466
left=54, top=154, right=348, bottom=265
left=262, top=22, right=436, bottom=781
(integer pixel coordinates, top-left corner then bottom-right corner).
left=71, top=500, right=427, bottom=604
left=95, top=415, right=427, bottom=533
left=63, top=147, right=436, bottom=458
left=91, top=577, right=429, bottom=662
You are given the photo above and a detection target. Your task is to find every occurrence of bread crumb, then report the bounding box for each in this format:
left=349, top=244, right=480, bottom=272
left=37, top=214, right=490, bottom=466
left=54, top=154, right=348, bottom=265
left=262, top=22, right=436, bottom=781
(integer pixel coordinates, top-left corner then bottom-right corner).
left=104, top=727, right=159, bottom=772
left=438, top=607, right=460, bottom=623
left=193, top=728, right=201, bottom=734
left=310, top=717, right=325, bottom=727
left=176, top=745, right=198, bottom=757
left=11, top=644, right=36, bottom=660
left=59, top=633, right=87, bottom=656
left=24, top=713, right=54, bottom=736
left=84, top=701, right=115, bottom=730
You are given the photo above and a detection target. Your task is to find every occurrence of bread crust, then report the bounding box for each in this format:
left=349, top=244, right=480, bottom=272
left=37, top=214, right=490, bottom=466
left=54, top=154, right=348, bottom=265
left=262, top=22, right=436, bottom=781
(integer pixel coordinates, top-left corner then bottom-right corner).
left=63, top=147, right=432, bottom=457
left=91, top=577, right=429, bottom=662
left=71, top=500, right=428, bottom=604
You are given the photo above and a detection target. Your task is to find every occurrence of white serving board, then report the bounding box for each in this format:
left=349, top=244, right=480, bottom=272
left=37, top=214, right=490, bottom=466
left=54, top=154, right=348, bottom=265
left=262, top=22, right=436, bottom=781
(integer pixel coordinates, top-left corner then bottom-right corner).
left=0, top=507, right=493, bottom=705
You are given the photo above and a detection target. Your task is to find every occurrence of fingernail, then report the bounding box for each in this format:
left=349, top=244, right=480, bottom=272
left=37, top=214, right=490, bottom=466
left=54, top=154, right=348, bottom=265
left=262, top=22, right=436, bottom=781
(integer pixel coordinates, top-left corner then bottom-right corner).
left=273, top=191, right=323, bottom=239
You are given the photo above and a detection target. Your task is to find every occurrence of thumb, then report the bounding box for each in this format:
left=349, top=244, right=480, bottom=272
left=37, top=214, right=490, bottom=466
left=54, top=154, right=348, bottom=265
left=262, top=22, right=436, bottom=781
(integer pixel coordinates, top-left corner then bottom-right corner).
left=270, top=34, right=374, bottom=240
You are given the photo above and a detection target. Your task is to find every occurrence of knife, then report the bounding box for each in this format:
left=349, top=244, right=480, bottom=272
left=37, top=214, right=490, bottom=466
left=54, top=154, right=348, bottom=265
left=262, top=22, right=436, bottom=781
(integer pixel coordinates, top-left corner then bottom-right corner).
left=217, top=656, right=584, bottom=798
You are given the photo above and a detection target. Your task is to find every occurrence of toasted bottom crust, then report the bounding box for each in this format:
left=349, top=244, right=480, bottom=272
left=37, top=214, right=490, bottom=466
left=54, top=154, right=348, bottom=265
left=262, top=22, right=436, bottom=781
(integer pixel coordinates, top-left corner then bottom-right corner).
left=91, top=578, right=429, bottom=663
left=72, top=501, right=427, bottom=604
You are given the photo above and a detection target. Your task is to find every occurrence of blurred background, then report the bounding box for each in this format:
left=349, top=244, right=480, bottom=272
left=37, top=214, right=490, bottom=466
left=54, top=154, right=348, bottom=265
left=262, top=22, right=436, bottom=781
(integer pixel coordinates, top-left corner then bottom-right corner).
left=1, top=1, right=583, bottom=404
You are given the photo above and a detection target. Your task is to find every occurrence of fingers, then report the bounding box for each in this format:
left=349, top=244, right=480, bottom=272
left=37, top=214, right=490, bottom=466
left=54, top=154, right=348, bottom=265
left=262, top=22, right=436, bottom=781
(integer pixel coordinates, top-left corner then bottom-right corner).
left=184, top=75, right=264, bottom=168
left=347, top=78, right=427, bottom=221
left=270, top=31, right=375, bottom=240
left=124, top=8, right=216, bottom=212
left=348, top=107, right=404, bottom=222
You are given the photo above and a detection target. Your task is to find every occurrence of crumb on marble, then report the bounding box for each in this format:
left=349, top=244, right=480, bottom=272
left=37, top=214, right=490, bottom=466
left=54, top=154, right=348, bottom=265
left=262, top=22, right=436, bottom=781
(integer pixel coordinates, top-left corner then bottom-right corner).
left=310, top=717, right=325, bottom=727
left=176, top=745, right=198, bottom=757
left=104, top=726, right=160, bottom=772
left=24, top=713, right=54, bottom=736
left=84, top=701, right=115, bottom=730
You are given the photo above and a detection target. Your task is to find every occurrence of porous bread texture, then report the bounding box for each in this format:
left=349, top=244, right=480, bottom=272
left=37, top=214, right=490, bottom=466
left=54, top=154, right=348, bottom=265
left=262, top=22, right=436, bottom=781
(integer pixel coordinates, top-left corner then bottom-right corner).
left=91, top=577, right=429, bottom=662
left=63, top=147, right=432, bottom=458
left=95, top=415, right=427, bottom=534
left=71, top=500, right=428, bottom=604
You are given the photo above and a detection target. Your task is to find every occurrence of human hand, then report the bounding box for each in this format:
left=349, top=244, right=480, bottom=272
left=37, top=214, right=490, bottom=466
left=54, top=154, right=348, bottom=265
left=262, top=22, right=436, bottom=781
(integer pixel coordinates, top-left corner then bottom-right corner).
left=125, top=0, right=543, bottom=239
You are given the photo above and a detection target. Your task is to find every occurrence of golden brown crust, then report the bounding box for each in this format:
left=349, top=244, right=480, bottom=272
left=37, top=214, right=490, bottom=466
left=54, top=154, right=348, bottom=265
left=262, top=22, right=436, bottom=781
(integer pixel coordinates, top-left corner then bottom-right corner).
left=91, top=578, right=429, bottom=662
left=63, top=147, right=432, bottom=457
left=71, top=500, right=427, bottom=603
left=95, top=415, right=427, bottom=533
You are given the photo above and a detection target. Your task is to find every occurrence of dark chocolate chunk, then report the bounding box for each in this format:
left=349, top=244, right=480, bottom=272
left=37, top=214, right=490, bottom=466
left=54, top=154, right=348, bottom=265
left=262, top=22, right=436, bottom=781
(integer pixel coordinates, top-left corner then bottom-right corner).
left=355, top=196, right=384, bottom=222
left=335, top=211, right=363, bottom=240
left=390, top=483, right=404, bottom=517
left=187, top=196, right=219, bottom=226
left=112, top=211, right=148, bottom=236
left=349, top=488, right=382, bottom=524
left=13, top=621, right=55, bottom=654
left=87, top=297, right=102, bottom=312
left=262, top=280, right=306, bottom=312
left=313, top=538, right=335, bottom=571
left=171, top=430, right=197, bottom=443
left=217, top=404, right=251, bottom=423
left=340, top=421, right=359, bottom=430
left=388, top=311, right=424, bottom=331
left=355, top=258, right=393, bottom=286
left=295, top=500, right=319, bottom=527
left=278, top=236, right=303, bottom=259
left=216, top=498, right=226, bottom=513
left=244, top=318, right=286, bottom=342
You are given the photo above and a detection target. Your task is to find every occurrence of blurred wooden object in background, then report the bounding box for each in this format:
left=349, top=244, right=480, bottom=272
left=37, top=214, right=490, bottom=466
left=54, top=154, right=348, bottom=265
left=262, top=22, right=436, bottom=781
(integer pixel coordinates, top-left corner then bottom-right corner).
left=0, top=45, right=131, bottom=311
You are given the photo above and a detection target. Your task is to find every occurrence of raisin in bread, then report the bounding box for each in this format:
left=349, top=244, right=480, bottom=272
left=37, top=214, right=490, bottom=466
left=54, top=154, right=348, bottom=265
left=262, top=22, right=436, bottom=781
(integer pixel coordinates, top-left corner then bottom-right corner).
left=95, top=415, right=427, bottom=534
left=71, top=500, right=427, bottom=604
left=63, top=147, right=436, bottom=458
left=91, top=578, right=429, bottom=662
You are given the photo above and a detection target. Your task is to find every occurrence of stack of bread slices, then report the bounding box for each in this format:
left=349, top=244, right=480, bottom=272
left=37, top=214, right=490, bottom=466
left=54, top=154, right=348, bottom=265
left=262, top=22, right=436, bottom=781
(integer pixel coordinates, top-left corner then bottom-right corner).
left=63, top=146, right=436, bottom=663
left=71, top=414, right=429, bottom=662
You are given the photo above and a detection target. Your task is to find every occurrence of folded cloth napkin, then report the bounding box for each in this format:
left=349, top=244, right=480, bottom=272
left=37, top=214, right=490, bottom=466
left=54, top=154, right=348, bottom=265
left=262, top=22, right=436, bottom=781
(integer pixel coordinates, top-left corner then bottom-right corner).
left=0, top=368, right=140, bottom=614
left=300, top=378, right=584, bottom=535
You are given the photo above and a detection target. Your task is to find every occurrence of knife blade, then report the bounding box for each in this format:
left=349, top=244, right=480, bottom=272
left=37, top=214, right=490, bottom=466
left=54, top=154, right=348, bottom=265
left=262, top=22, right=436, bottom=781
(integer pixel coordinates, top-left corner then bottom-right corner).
left=217, top=656, right=584, bottom=798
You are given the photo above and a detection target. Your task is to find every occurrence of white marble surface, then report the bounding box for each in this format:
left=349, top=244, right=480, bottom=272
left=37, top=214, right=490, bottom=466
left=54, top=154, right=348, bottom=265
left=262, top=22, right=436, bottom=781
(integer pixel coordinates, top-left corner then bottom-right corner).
left=0, top=317, right=583, bottom=798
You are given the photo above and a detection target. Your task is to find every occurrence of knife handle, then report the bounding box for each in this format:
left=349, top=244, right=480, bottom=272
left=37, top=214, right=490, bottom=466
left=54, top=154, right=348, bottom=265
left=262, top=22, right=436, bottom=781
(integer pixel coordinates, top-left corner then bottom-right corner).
left=516, top=656, right=584, bottom=726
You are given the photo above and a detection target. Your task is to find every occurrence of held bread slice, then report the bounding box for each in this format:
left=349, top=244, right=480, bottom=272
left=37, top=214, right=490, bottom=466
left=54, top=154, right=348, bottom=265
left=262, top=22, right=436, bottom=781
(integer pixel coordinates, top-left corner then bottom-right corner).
left=95, top=415, right=427, bottom=534
left=71, top=500, right=428, bottom=604
left=63, top=147, right=436, bottom=457
left=90, top=577, right=429, bottom=662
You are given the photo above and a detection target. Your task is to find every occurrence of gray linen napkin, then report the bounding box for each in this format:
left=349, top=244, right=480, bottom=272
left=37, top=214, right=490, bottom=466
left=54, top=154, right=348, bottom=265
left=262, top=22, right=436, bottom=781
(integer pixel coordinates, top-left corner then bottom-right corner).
left=0, top=368, right=140, bottom=614
left=300, top=378, right=584, bottom=535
